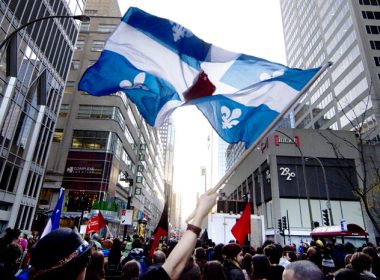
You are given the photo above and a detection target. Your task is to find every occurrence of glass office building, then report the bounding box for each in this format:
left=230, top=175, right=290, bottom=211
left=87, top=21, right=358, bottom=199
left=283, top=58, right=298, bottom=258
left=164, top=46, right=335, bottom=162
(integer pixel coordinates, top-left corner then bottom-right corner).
left=0, top=0, right=85, bottom=232
left=280, top=0, right=380, bottom=141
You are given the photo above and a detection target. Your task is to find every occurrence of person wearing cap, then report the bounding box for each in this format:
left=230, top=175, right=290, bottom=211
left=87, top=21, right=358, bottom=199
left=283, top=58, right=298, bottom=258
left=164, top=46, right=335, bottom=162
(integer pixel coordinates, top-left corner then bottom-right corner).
left=26, top=228, right=92, bottom=280
left=141, top=188, right=218, bottom=280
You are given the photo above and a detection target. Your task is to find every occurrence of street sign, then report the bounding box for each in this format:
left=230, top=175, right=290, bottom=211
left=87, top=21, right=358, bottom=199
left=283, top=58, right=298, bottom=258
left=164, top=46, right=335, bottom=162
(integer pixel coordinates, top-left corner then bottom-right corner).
left=120, top=209, right=133, bottom=225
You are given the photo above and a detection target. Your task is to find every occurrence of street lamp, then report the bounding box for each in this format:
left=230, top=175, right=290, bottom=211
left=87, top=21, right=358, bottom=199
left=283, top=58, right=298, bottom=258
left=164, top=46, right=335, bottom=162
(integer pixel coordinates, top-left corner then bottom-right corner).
left=0, top=14, right=90, bottom=51
left=305, top=156, right=334, bottom=225
left=275, top=130, right=314, bottom=230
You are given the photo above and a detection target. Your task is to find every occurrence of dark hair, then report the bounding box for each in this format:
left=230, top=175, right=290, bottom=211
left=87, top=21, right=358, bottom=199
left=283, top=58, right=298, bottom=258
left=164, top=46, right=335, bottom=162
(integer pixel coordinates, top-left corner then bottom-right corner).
left=362, top=246, right=378, bottom=261
left=203, top=260, right=227, bottom=280
left=350, top=252, right=372, bottom=273
left=179, top=257, right=201, bottom=280
left=195, top=247, right=207, bottom=261
left=287, top=251, right=298, bottom=262
left=242, top=253, right=253, bottom=275
left=334, top=268, right=361, bottom=280
left=214, top=243, right=224, bottom=262
left=222, top=243, right=242, bottom=260
left=85, top=250, right=105, bottom=280
left=263, top=244, right=282, bottom=264
left=252, top=254, right=270, bottom=279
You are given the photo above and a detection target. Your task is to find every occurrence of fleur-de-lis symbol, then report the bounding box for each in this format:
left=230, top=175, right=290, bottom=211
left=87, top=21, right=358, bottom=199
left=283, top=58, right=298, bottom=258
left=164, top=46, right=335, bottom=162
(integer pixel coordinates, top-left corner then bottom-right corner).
left=221, top=106, right=242, bottom=129
left=119, top=72, right=148, bottom=90
left=259, top=69, right=285, bottom=81
left=171, top=22, right=193, bottom=42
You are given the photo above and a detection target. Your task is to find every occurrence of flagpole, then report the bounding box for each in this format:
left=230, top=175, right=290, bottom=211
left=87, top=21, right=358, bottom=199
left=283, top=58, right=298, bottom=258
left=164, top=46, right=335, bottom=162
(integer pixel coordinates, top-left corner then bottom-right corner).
left=186, top=61, right=333, bottom=223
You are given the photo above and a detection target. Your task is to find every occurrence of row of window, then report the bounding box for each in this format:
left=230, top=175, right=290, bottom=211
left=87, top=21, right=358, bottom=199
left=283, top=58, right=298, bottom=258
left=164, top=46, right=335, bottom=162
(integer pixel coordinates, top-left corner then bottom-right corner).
left=75, top=40, right=105, bottom=52
left=80, top=23, right=117, bottom=33
left=359, top=0, right=380, bottom=5
left=362, top=11, right=380, bottom=19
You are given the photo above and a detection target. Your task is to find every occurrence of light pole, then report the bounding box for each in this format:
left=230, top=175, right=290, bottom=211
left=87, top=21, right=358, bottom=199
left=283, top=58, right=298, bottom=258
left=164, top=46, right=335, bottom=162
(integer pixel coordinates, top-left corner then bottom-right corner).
left=305, top=156, right=333, bottom=225
left=275, top=130, right=314, bottom=230
left=0, top=15, right=90, bottom=51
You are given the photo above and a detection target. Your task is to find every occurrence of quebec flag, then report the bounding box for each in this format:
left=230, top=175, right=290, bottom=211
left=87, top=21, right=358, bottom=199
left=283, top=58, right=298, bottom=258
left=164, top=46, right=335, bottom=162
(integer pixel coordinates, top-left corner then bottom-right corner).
left=41, top=188, right=64, bottom=238
left=79, top=7, right=321, bottom=147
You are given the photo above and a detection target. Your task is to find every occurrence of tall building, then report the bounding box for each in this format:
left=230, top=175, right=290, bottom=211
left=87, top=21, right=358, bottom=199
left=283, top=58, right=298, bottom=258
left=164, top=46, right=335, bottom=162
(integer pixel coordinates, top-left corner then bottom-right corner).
left=280, top=0, right=380, bottom=141
left=0, top=0, right=85, bottom=232
left=40, top=0, right=166, bottom=237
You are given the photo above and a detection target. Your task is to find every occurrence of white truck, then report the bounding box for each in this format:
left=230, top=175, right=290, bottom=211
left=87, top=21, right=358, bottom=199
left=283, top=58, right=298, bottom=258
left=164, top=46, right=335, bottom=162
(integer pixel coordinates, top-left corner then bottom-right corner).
left=207, top=212, right=265, bottom=248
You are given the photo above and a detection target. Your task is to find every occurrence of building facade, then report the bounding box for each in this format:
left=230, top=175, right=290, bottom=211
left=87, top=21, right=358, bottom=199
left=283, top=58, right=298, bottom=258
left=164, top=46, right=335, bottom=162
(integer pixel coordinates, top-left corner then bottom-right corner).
left=39, top=0, right=166, bottom=237
left=0, top=0, right=85, bottom=232
left=280, top=0, right=380, bottom=141
left=221, top=128, right=375, bottom=245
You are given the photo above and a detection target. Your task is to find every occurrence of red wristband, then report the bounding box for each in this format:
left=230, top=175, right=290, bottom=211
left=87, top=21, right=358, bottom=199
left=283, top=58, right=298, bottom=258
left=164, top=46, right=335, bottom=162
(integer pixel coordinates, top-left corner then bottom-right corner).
left=186, top=224, right=202, bottom=237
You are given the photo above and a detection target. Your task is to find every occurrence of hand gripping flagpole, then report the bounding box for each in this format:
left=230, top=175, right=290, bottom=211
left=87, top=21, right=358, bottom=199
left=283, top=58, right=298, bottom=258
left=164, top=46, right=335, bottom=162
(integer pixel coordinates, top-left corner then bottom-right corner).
left=186, top=61, right=333, bottom=224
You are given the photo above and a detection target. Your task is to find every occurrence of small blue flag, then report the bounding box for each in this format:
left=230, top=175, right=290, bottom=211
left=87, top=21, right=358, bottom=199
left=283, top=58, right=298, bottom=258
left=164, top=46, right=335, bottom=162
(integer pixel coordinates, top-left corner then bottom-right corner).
left=41, top=188, right=64, bottom=238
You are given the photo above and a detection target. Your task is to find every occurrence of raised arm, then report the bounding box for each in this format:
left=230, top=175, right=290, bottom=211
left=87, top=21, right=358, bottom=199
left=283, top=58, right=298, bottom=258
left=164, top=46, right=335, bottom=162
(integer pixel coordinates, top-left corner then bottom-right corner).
left=162, top=189, right=217, bottom=279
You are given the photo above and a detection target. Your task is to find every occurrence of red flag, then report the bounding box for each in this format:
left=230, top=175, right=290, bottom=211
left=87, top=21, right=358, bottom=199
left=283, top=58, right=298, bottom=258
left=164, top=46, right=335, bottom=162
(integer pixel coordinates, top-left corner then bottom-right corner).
left=231, top=202, right=251, bottom=245
left=86, top=211, right=107, bottom=233
left=149, top=202, right=168, bottom=257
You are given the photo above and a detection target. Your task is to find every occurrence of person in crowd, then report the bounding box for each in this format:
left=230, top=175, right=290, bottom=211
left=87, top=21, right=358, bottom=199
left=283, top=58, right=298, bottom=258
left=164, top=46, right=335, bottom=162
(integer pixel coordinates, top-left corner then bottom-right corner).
left=349, top=252, right=377, bottom=280
left=122, top=237, right=149, bottom=275
left=108, top=237, right=122, bottom=267
left=195, top=247, right=208, bottom=277
left=307, top=246, right=322, bottom=268
left=286, top=251, right=297, bottom=263
left=343, top=254, right=352, bottom=268
left=122, top=259, right=140, bottom=280
left=333, top=268, right=361, bottom=280
left=242, top=253, right=253, bottom=279
left=146, top=249, right=166, bottom=272
left=203, top=260, right=227, bottom=280
left=222, top=243, right=245, bottom=280
left=214, top=243, right=225, bottom=263
left=27, top=228, right=92, bottom=280
left=251, top=254, right=270, bottom=280
left=362, top=246, right=380, bottom=278
left=140, top=188, right=218, bottom=280
left=264, top=243, right=284, bottom=280
left=0, top=242, right=23, bottom=280
left=178, top=256, right=201, bottom=280
left=0, top=228, right=21, bottom=262
left=85, top=250, right=105, bottom=280
left=282, top=260, right=325, bottom=280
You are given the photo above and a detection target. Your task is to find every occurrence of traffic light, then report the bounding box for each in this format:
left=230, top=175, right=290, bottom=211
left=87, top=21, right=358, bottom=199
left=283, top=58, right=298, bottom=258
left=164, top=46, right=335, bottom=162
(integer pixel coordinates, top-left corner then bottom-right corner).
left=322, top=209, right=329, bottom=226
left=282, top=216, right=287, bottom=230
left=278, top=219, right=283, bottom=233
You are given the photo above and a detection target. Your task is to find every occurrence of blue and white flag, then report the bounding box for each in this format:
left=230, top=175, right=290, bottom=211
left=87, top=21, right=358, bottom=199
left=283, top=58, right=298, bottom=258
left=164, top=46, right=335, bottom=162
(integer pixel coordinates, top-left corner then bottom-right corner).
left=79, top=7, right=320, bottom=147
left=41, top=188, right=64, bottom=238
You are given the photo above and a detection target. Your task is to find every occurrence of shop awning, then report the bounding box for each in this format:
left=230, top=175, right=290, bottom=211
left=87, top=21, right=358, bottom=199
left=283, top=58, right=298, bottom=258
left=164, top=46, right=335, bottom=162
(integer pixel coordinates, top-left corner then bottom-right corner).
left=310, top=223, right=368, bottom=237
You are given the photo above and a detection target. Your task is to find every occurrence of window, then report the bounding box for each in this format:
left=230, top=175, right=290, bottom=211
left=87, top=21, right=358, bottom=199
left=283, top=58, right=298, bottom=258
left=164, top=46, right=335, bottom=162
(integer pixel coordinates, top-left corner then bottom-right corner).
left=71, top=60, right=80, bottom=70
left=85, top=9, right=98, bottom=15
left=370, top=40, right=380, bottom=49
left=91, top=40, right=104, bottom=52
left=374, top=57, right=380, bottom=66
left=71, top=130, right=110, bottom=150
left=53, top=129, right=64, bottom=142
left=75, top=40, right=85, bottom=50
left=97, top=24, right=116, bottom=32
left=59, top=104, right=69, bottom=117
left=80, top=22, right=90, bottom=31
left=366, top=25, right=380, bottom=34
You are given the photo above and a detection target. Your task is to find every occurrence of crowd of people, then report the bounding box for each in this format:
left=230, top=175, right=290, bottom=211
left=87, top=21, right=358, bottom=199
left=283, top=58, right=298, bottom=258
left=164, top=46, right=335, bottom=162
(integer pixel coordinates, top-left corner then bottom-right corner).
left=0, top=190, right=380, bottom=280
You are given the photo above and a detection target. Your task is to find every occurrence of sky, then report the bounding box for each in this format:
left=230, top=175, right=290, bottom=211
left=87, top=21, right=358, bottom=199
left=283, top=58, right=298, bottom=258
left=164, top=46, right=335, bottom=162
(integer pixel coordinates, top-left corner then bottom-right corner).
left=117, top=0, right=287, bottom=220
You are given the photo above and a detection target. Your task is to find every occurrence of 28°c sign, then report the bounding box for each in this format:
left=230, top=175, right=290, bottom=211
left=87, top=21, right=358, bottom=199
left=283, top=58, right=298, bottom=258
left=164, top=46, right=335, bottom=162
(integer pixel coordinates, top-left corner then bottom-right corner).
left=279, top=167, right=296, bottom=181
